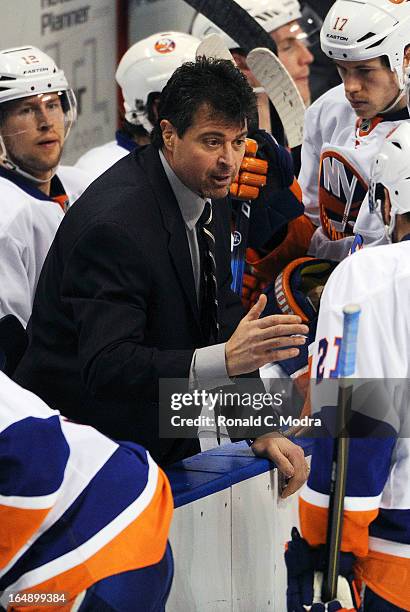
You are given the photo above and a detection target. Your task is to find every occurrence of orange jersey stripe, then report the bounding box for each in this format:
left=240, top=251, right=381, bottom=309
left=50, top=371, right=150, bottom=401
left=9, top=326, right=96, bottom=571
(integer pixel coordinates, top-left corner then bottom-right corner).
left=289, top=178, right=302, bottom=203
left=356, top=550, right=410, bottom=610
left=9, top=469, right=173, bottom=610
left=0, top=506, right=50, bottom=569
left=299, top=497, right=378, bottom=558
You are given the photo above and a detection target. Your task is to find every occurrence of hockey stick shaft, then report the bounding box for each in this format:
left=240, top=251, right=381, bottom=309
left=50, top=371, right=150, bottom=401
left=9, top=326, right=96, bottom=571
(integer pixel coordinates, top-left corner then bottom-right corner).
left=322, top=305, right=361, bottom=602
left=231, top=201, right=251, bottom=294
left=185, top=0, right=277, bottom=55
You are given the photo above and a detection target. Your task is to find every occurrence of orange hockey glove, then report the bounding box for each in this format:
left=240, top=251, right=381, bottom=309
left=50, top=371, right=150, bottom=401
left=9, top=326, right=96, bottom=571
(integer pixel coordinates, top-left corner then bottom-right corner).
left=230, top=138, right=268, bottom=201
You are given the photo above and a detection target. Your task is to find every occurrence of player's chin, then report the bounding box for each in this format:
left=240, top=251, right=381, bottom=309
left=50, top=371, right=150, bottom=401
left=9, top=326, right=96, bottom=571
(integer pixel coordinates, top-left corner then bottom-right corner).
left=33, top=155, right=61, bottom=176
left=39, top=148, right=62, bottom=168
left=349, top=102, right=373, bottom=119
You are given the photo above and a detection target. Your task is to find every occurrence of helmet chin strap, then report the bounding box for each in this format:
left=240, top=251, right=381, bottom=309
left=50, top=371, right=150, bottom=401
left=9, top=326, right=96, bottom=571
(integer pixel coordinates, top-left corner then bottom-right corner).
left=0, top=136, right=57, bottom=185
left=380, top=68, right=406, bottom=114
left=381, top=89, right=406, bottom=114
left=125, top=108, right=154, bottom=133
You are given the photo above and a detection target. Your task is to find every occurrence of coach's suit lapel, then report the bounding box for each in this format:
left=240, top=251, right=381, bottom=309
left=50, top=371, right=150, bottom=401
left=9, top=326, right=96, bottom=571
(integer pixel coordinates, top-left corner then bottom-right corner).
left=141, top=146, right=201, bottom=329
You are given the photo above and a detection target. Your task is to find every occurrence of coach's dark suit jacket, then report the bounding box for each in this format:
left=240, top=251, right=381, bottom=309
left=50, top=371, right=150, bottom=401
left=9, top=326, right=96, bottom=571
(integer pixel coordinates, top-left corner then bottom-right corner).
left=15, top=145, right=245, bottom=466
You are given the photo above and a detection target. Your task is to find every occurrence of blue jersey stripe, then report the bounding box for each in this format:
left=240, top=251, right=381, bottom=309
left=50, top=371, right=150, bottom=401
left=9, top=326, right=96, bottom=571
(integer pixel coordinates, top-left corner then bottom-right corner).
left=0, top=416, right=69, bottom=497
left=370, top=509, right=410, bottom=545
left=309, top=436, right=395, bottom=498
left=0, top=442, right=150, bottom=589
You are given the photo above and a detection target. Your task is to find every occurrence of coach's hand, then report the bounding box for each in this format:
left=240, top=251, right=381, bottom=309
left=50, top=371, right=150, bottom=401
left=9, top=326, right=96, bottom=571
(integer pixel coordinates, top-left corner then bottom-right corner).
left=251, top=432, right=309, bottom=498
left=225, top=294, right=308, bottom=377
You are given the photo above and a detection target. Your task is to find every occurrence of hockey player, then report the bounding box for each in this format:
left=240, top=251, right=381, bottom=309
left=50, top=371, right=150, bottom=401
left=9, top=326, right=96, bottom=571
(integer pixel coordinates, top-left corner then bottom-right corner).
left=0, top=46, right=88, bottom=326
left=75, top=32, right=201, bottom=184
left=0, top=371, right=173, bottom=611
left=286, top=121, right=410, bottom=611
left=191, top=0, right=321, bottom=111
left=299, top=0, right=410, bottom=262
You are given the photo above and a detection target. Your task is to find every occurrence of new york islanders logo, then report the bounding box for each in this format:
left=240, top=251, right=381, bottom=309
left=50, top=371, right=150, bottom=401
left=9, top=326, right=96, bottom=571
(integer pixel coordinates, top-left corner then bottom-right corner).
left=319, top=150, right=368, bottom=241
left=154, top=38, right=176, bottom=54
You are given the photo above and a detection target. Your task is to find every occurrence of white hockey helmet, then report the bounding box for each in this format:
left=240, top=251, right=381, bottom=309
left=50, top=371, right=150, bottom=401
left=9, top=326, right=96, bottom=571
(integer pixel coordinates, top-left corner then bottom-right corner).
left=116, top=32, right=201, bottom=132
left=190, top=0, right=321, bottom=49
left=368, top=121, right=410, bottom=241
left=321, top=0, right=410, bottom=89
left=0, top=46, right=76, bottom=183
left=0, top=46, right=76, bottom=133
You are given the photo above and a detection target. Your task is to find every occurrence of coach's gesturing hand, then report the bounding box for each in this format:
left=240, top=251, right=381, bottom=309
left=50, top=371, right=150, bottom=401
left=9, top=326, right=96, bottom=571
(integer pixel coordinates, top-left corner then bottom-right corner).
left=225, top=294, right=308, bottom=377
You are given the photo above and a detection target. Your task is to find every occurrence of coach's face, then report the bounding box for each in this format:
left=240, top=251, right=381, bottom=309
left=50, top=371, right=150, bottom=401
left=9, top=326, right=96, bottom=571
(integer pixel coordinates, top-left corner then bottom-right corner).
left=161, top=103, right=247, bottom=199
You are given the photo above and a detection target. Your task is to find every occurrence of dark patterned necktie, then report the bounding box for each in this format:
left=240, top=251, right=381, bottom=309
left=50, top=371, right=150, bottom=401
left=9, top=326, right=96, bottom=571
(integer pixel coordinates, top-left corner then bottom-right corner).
left=197, top=200, right=219, bottom=341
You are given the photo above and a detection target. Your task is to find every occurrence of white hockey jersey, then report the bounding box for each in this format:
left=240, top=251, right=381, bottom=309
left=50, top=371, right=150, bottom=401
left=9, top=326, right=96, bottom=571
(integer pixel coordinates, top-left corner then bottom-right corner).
left=0, top=372, right=172, bottom=609
left=75, top=131, right=137, bottom=186
left=300, top=239, right=410, bottom=610
left=299, top=84, right=410, bottom=261
left=0, top=165, right=88, bottom=326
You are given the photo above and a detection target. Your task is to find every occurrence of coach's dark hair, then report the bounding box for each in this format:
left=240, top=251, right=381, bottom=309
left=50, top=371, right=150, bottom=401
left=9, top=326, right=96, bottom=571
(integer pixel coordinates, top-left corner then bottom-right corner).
left=151, top=56, right=258, bottom=148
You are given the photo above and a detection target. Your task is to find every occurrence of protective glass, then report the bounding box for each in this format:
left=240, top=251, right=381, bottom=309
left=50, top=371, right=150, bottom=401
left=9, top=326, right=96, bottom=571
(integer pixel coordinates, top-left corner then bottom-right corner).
left=299, top=4, right=322, bottom=47
left=275, top=8, right=321, bottom=54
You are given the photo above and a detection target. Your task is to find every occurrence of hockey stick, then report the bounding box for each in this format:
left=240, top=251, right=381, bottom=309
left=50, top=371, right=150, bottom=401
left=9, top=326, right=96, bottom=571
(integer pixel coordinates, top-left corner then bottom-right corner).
left=185, top=0, right=278, bottom=55
left=247, top=48, right=305, bottom=148
left=322, top=304, right=361, bottom=603
left=196, top=33, right=236, bottom=63
left=196, top=35, right=253, bottom=295
left=231, top=201, right=251, bottom=295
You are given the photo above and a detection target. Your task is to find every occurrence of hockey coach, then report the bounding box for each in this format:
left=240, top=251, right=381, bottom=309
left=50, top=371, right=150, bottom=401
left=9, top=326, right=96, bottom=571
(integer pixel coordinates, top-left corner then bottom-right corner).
left=15, top=57, right=309, bottom=493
